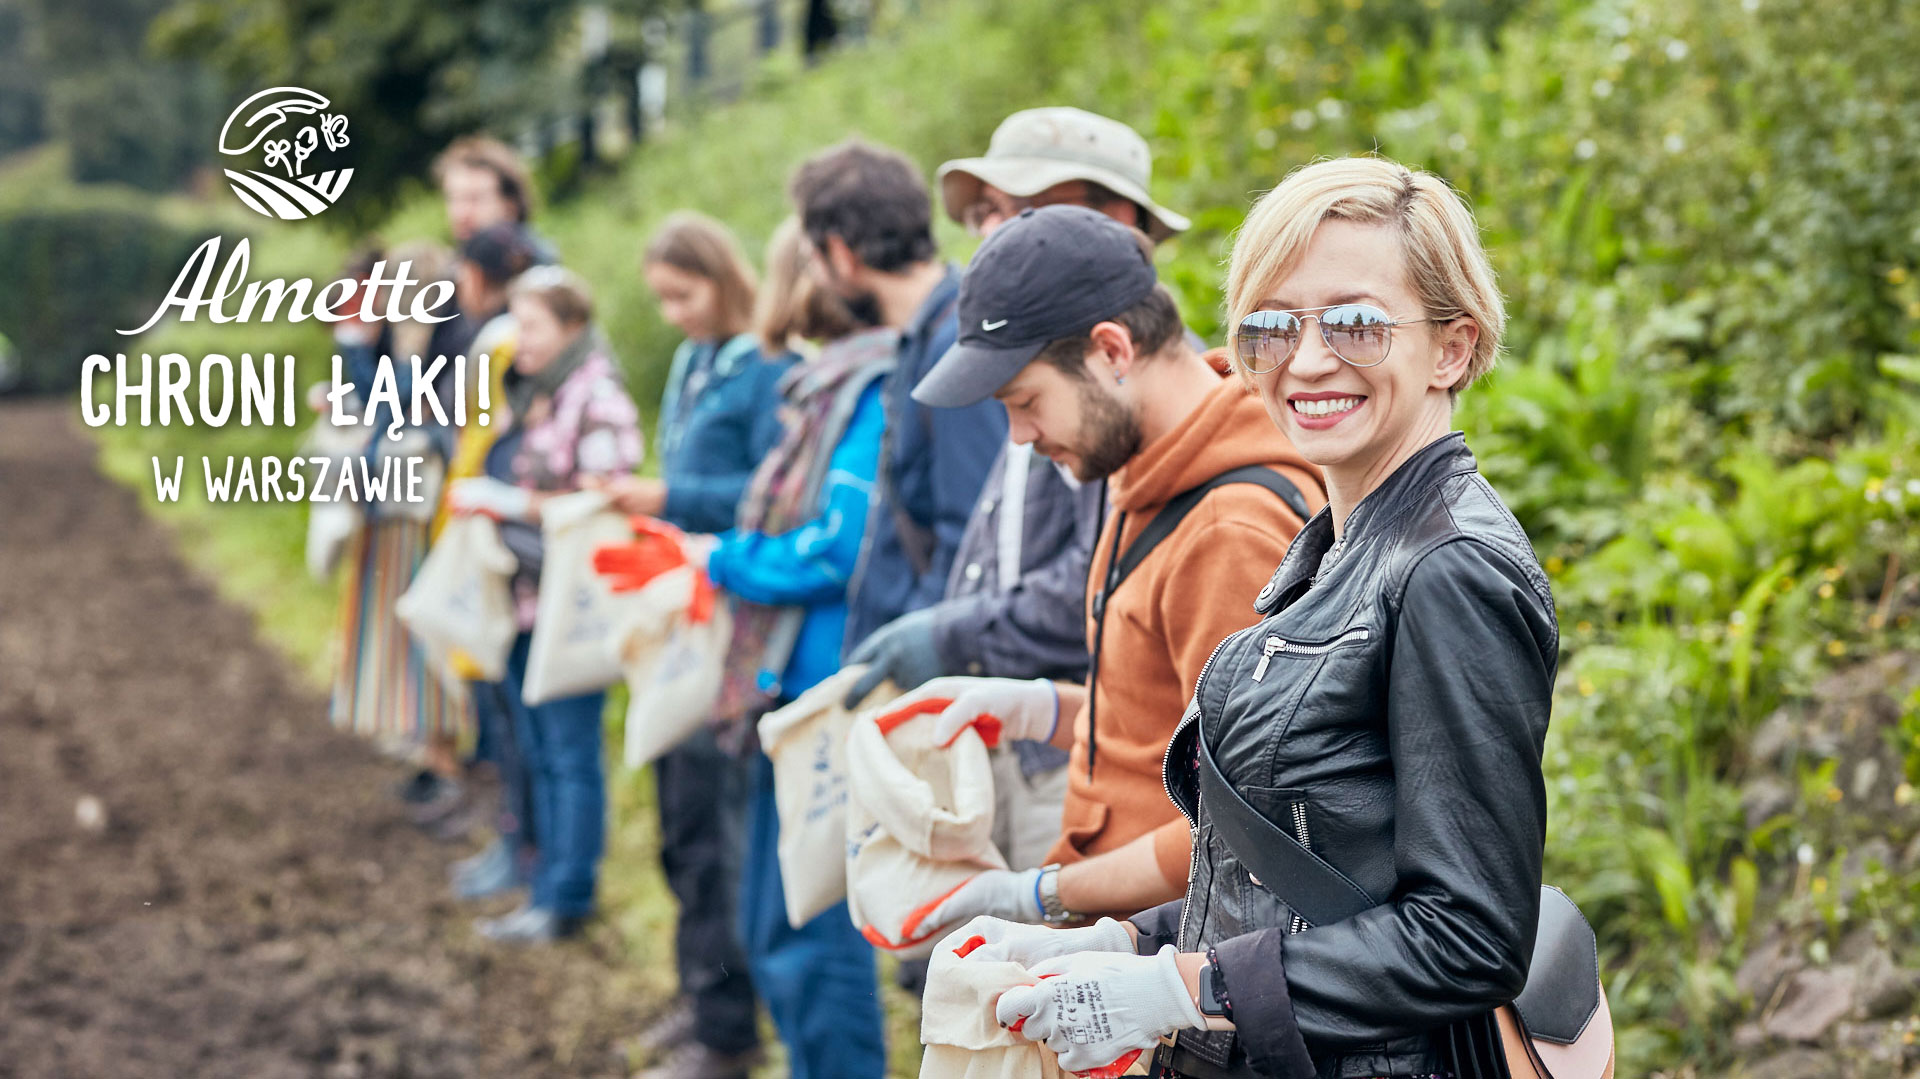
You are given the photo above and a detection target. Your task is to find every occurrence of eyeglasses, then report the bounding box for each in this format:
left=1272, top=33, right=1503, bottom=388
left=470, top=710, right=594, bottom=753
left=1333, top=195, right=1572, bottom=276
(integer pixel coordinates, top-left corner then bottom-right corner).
left=959, top=181, right=1099, bottom=234
left=1230, top=304, right=1438, bottom=375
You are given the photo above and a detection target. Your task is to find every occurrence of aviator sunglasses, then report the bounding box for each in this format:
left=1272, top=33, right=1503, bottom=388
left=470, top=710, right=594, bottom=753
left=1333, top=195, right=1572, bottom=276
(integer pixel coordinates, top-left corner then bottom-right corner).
left=1230, top=304, right=1440, bottom=375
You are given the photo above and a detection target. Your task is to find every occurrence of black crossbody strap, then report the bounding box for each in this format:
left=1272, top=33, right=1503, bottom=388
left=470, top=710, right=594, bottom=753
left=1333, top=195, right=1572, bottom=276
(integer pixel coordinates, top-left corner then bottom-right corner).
left=1195, top=718, right=1377, bottom=926
left=1085, top=465, right=1309, bottom=777
left=1110, top=466, right=1308, bottom=594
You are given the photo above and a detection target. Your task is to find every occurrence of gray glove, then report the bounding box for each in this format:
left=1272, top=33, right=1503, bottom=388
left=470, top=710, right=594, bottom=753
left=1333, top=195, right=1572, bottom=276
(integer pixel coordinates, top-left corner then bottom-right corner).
left=843, top=607, right=947, bottom=708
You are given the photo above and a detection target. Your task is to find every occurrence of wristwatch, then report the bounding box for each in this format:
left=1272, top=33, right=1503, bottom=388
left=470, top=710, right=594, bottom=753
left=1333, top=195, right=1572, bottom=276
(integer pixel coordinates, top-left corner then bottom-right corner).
left=1036, top=863, right=1074, bottom=923
left=1196, top=947, right=1235, bottom=1030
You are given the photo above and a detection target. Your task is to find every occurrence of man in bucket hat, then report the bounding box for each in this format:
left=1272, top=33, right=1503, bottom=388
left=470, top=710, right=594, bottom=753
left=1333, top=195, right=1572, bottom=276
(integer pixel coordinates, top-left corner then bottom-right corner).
left=937, top=107, right=1191, bottom=241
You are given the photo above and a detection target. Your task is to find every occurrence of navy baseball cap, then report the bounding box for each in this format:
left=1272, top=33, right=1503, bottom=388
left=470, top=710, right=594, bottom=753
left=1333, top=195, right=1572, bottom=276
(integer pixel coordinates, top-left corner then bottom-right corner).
left=913, top=205, right=1158, bottom=408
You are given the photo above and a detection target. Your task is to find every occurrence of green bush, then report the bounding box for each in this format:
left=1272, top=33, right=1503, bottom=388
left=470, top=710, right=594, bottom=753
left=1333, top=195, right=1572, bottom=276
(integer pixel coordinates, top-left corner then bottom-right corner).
left=0, top=190, right=222, bottom=392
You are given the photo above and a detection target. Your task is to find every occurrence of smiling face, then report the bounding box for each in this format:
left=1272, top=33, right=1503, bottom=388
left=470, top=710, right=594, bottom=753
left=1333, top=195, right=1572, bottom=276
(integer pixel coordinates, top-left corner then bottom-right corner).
left=645, top=261, right=721, bottom=341
left=995, top=350, right=1141, bottom=482
left=1245, top=218, right=1476, bottom=493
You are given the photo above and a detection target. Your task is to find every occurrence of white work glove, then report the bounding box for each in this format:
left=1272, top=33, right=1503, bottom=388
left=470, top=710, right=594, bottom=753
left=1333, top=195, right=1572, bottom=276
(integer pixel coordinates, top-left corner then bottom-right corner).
left=874, top=676, right=1059, bottom=747
left=940, top=914, right=1134, bottom=967
left=996, top=946, right=1206, bottom=1074
left=925, top=868, right=1046, bottom=927
left=447, top=477, right=533, bottom=521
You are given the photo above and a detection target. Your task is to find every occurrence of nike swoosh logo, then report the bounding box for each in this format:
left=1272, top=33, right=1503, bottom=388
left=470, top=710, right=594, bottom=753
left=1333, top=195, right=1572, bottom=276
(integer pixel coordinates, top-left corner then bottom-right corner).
left=981, top=318, right=1008, bottom=331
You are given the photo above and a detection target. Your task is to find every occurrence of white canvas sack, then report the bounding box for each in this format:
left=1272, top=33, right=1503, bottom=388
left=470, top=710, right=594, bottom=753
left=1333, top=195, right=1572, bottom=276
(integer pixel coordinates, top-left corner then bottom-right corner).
left=301, top=415, right=367, bottom=580
left=756, top=666, right=899, bottom=929
left=619, top=565, right=733, bottom=767
left=394, top=513, right=519, bottom=681
left=522, top=490, right=644, bottom=705
left=919, top=930, right=1074, bottom=1079
left=845, top=703, right=1006, bottom=957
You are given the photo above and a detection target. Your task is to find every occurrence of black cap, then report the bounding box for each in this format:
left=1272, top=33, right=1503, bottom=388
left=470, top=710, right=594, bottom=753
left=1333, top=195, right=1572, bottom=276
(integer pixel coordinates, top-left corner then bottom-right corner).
left=913, top=205, right=1158, bottom=408
left=459, top=222, right=540, bottom=285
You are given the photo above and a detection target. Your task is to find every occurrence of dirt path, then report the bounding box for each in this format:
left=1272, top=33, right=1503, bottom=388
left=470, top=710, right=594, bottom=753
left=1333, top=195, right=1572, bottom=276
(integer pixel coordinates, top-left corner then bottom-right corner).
left=0, top=400, right=657, bottom=1079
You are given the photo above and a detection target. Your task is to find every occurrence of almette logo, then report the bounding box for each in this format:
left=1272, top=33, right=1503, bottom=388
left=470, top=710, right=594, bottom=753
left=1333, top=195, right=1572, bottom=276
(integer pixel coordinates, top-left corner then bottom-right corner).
left=218, top=87, right=353, bottom=220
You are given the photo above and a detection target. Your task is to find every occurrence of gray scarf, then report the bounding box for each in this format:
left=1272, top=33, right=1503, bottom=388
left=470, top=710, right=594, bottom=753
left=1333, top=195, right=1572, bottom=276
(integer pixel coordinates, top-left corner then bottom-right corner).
left=503, top=325, right=598, bottom=427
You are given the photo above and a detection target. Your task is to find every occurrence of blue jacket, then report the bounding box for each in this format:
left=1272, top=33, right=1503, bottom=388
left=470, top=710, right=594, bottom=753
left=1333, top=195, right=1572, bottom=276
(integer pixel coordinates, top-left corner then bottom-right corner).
left=655, top=333, right=795, bottom=534
left=842, top=267, right=1008, bottom=652
left=705, top=381, right=886, bottom=698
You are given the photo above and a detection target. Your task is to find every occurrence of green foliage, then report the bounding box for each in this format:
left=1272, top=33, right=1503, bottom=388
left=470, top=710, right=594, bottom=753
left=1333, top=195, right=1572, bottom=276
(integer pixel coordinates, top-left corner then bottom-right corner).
left=45, top=63, right=222, bottom=189
left=1898, top=688, right=1920, bottom=787
left=0, top=0, right=49, bottom=156
left=16, top=0, right=220, bottom=188
left=0, top=183, right=223, bottom=392
left=148, top=0, right=680, bottom=225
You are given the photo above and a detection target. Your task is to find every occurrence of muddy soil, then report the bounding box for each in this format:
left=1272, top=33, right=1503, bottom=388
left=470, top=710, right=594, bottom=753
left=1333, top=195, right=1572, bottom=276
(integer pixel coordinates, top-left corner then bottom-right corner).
left=0, top=400, right=658, bottom=1078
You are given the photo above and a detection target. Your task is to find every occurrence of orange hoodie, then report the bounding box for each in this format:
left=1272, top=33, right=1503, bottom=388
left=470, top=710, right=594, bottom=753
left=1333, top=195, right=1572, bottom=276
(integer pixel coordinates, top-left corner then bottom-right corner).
left=1045, top=374, right=1325, bottom=895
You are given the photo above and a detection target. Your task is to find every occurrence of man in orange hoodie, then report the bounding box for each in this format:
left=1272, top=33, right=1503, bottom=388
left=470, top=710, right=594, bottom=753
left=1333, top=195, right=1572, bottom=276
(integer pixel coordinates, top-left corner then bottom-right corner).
left=895, top=205, right=1325, bottom=926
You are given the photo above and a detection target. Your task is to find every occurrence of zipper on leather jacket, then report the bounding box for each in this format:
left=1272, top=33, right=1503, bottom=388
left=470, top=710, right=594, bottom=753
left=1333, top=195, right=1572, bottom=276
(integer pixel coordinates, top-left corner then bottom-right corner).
left=1311, top=534, right=1349, bottom=588
left=1250, top=626, right=1371, bottom=682
left=1288, top=801, right=1312, bottom=934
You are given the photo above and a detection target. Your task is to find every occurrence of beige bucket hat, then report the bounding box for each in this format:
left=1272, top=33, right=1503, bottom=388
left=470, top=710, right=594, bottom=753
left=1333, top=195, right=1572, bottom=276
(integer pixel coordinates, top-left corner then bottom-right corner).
left=936, top=107, right=1191, bottom=243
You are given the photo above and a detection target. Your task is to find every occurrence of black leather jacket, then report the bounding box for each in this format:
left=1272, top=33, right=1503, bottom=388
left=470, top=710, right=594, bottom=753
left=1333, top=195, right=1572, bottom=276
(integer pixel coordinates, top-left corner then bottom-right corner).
left=1132, top=433, right=1558, bottom=1079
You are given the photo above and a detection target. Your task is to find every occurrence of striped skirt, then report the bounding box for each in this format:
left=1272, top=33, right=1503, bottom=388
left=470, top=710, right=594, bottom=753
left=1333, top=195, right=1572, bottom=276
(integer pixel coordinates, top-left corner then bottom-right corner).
left=329, top=518, right=467, bottom=748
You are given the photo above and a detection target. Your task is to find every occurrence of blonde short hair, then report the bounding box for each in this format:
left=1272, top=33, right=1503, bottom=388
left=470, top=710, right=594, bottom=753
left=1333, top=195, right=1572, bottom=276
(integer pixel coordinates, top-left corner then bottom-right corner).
left=1226, top=156, right=1505, bottom=397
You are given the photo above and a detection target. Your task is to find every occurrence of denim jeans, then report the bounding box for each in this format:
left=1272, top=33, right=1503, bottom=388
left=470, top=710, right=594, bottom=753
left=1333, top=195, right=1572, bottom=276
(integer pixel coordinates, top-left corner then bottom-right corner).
left=741, top=752, right=886, bottom=1079
left=655, top=728, right=760, bottom=1053
left=471, top=678, right=534, bottom=858
left=503, top=632, right=606, bottom=918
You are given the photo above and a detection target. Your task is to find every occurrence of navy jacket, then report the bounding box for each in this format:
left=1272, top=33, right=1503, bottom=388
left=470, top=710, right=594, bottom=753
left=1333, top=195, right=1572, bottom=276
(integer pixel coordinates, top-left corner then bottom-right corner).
left=655, top=333, right=795, bottom=534
left=842, top=267, right=1007, bottom=652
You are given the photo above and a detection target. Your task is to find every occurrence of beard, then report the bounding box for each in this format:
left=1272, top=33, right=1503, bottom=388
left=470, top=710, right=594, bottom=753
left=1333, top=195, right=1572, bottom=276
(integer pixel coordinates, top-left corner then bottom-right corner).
left=840, top=287, right=883, bottom=329
left=1048, top=376, right=1142, bottom=482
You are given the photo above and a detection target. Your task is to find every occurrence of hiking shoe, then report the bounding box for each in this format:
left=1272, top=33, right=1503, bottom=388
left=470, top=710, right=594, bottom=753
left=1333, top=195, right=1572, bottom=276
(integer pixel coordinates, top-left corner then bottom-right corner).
left=451, top=838, right=521, bottom=901
left=394, top=769, right=442, bottom=804
left=631, top=998, right=696, bottom=1056
left=632, top=1042, right=763, bottom=1079
left=425, top=793, right=490, bottom=843
left=475, top=904, right=583, bottom=944
left=405, top=777, right=467, bottom=828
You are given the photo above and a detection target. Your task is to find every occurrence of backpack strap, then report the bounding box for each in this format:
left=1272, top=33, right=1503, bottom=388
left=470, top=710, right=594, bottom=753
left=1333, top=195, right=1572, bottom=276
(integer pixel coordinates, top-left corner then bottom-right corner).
left=1084, top=465, right=1309, bottom=776
left=1098, top=465, right=1308, bottom=616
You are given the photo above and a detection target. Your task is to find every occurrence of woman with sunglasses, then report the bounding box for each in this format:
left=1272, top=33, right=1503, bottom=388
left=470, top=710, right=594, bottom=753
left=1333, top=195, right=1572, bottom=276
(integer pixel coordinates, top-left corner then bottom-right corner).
left=961, top=156, right=1559, bottom=1079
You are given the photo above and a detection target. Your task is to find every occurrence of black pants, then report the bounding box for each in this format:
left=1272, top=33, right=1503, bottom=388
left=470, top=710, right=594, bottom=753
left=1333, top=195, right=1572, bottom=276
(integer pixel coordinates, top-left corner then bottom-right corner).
left=655, top=726, right=760, bottom=1054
